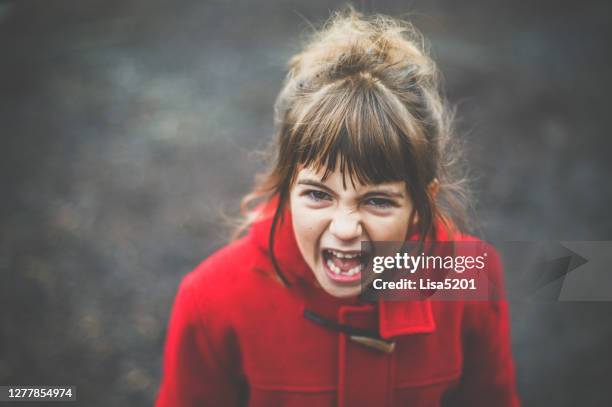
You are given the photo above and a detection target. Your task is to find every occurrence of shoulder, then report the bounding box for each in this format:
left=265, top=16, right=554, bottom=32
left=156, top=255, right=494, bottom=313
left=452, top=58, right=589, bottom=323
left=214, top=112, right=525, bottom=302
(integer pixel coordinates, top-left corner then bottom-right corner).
left=447, top=230, right=508, bottom=302
left=178, top=235, right=263, bottom=302
left=451, top=229, right=502, bottom=264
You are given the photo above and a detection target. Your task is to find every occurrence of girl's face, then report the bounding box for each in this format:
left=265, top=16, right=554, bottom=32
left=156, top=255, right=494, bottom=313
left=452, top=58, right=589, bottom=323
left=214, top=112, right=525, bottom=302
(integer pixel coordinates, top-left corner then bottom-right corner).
left=289, top=165, right=414, bottom=298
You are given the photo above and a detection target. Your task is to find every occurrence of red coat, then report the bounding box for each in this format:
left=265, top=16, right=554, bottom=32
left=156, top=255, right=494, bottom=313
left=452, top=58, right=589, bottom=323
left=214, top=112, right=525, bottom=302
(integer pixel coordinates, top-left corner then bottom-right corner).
left=155, top=202, right=520, bottom=407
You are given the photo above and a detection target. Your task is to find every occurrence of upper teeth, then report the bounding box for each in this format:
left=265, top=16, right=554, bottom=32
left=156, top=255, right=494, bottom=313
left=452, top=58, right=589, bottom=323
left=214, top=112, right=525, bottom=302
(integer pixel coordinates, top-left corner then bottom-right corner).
left=329, top=250, right=360, bottom=259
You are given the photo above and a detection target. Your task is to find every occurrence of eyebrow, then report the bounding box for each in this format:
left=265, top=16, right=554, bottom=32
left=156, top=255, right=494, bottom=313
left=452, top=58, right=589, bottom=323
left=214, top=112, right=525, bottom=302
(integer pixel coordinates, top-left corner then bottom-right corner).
left=296, top=178, right=406, bottom=199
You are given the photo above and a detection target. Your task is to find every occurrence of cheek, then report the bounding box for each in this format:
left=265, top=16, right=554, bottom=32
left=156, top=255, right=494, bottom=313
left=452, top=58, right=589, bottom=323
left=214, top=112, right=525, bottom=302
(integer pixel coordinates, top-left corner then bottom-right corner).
left=290, top=202, right=327, bottom=258
left=294, top=213, right=324, bottom=244
left=365, top=213, right=411, bottom=241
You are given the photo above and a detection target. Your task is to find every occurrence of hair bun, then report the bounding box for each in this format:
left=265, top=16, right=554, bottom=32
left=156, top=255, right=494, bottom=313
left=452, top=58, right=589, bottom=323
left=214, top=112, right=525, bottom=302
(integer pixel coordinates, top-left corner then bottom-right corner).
left=288, top=7, right=435, bottom=88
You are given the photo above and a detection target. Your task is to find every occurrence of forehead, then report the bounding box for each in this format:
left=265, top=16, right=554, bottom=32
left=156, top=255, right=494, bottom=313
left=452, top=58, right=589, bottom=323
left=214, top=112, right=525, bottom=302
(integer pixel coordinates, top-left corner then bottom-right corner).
left=295, top=165, right=406, bottom=192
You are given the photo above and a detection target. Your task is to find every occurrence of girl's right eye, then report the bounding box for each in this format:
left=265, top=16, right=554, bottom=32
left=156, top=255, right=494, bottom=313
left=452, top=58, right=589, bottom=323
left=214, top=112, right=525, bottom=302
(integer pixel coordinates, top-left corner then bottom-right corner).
left=304, top=190, right=331, bottom=202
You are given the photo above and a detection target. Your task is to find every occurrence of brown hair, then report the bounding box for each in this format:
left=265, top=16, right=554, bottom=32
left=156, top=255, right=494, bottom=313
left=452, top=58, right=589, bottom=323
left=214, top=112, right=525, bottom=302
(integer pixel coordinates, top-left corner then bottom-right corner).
left=235, top=7, right=471, bottom=285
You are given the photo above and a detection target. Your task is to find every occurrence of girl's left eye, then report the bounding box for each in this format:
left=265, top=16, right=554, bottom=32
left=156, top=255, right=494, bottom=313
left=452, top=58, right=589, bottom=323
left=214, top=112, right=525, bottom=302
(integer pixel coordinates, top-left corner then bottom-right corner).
left=364, top=197, right=395, bottom=208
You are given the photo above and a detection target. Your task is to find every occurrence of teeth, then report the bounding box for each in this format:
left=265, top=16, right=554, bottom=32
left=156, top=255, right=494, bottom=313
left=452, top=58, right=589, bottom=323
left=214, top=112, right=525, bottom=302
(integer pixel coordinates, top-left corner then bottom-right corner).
left=330, top=250, right=360, bottom=259
left=327, top=259, right=362, bottom=276
left=347, top=264, right=362, bottom=275
left=327, top=259, right=341, bottom=274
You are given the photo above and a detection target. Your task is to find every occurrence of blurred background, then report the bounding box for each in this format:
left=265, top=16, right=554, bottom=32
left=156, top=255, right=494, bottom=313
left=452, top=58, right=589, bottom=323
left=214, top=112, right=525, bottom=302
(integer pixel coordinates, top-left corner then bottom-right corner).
left=1, top=0, right=611, bottom=405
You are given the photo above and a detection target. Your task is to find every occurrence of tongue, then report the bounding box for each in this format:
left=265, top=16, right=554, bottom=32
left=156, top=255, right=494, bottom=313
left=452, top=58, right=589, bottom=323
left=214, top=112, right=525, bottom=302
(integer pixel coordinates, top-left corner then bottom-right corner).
left=330, top=255, right=361, bottom=273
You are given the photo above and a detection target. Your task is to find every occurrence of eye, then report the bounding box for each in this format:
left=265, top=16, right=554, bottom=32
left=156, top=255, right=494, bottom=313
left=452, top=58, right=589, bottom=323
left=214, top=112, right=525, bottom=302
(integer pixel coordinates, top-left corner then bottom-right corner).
left=303, top=189, right=332, bottom=202
left=364, top=197, right=396, bottom=209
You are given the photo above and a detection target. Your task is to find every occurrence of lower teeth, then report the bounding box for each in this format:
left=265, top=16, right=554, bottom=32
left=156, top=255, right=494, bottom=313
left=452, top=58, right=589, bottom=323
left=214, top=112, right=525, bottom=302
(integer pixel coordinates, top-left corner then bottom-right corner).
left=326, top=259, right=361, bottom=276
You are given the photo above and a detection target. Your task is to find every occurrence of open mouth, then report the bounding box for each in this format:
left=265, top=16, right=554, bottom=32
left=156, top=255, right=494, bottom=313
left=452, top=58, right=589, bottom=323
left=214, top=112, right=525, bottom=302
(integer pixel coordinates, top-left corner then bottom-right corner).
left=321, top=248, right=370, bottom=283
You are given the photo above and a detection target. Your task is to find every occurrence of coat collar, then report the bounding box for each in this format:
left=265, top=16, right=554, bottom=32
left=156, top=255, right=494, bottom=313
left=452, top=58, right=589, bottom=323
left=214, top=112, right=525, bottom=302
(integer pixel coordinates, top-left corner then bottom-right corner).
left=248, top=196, right=450, bottom=339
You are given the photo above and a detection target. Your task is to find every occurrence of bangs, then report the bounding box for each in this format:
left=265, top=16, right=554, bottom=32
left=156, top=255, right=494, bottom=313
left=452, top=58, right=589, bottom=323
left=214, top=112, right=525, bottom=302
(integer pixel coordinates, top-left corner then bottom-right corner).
left=289, top=76, right=423, bottom=189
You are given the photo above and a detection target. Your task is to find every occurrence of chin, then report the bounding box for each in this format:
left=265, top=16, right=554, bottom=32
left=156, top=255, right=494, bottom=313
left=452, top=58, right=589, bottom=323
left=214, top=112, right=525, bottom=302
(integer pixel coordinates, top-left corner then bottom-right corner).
left=326, top=287, right=360, bottom=298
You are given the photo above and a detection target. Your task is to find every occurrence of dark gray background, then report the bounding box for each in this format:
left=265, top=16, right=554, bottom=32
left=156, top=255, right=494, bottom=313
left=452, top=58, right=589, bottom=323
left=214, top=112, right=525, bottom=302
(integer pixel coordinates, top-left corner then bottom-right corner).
left=1, top=0, right=611, bottom=406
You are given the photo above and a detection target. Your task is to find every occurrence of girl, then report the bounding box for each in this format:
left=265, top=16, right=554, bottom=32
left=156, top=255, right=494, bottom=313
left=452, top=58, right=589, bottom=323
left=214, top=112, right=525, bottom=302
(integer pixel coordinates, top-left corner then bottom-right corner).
left=155, top=8, right=520, bottom=407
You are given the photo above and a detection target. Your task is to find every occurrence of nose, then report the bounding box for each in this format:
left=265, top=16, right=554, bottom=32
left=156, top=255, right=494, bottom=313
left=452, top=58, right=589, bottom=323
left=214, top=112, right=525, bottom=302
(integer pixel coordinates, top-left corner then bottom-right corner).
left=329, top=208, right=363, bottom=242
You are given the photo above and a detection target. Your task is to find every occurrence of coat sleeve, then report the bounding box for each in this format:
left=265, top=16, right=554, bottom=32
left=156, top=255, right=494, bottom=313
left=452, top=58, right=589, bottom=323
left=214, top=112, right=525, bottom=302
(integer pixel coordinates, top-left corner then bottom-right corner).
left=444, top=247, right=521, bottom=407
left=155, top=274, right=246, bottom=407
